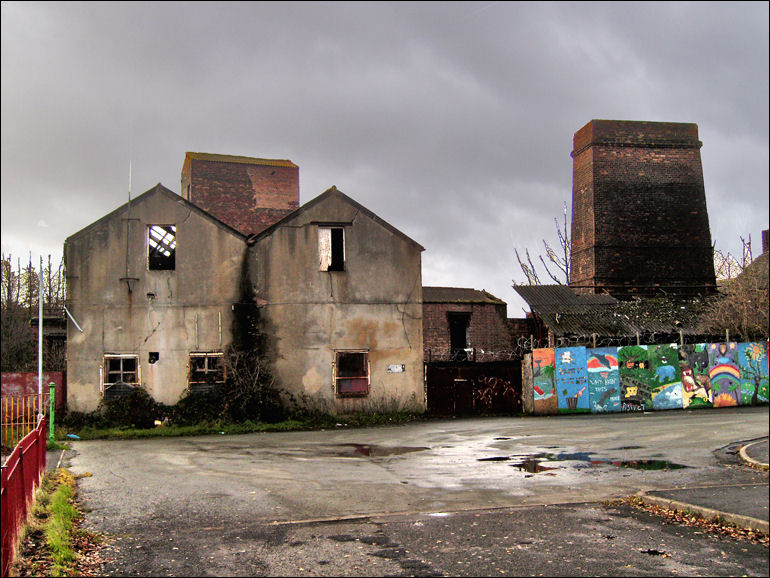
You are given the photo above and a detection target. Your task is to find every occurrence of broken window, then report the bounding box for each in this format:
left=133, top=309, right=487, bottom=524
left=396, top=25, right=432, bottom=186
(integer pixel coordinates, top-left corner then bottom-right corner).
left=334, top=351, right=369, bottom=396
left=188, top=352, right=225, bottom=394
left=102, top=354, right=140, bottom=400
left=319, top=227, right=345, bottom=271
left=148, top=225, right=176, bottom=270
left=448, top=313, right=471, bottom=361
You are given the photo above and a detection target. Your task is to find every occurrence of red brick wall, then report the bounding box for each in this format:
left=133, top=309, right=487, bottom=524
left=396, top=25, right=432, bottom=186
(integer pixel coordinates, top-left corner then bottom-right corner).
left=181, top=157, right=299, bottom=235
left=570, top=120, right=716, bottom=297
left=423, top=302, right=512, bottom=360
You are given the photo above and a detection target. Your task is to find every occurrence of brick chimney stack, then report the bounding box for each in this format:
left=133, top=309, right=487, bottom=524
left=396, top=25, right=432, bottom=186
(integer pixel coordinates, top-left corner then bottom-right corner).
left=569, top=119, right=717, bottom=298
left=181, top=152, right=299, bottom=236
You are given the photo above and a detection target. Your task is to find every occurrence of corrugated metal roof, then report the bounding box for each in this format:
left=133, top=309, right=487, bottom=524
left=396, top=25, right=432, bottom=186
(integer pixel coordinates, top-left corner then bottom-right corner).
left=185, top=152, right=298, bottom=168
left=423, top=287, right=506, bottom=305
left=514, top=284, right=706, bottom=338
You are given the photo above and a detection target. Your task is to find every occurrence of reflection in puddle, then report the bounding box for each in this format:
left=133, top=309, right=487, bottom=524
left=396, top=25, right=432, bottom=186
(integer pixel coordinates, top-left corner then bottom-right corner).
left=478, top=450, right=688, bottom=473
left=510, top=458, right=558, bottom=473
left=342, top=444, right=429, bottom=457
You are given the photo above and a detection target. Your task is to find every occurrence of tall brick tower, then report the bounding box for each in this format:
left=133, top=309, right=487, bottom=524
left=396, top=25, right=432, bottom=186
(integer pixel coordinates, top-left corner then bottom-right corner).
left=181, top=152, right=299, bottom=236
left=569, top=120, right=716, bottom=298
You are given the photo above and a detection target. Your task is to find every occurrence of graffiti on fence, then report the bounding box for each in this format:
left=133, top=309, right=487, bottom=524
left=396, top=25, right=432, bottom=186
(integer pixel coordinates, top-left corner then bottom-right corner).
left=737, top=342, right=769, bottom=405
left=555, top=347, right=589, bottom=413
left=709, top=342, right=741, bottom=407
left=618, top=345, right=652, bottom=411
left=649, top=344, right=683, bottom=410
left=679, top=343, right=713, bottom=408
left=587, top=347, right=621, bottom=413
left=473, top=374, right=517, bottom=410
left=532, top=348, right=557, bottom=415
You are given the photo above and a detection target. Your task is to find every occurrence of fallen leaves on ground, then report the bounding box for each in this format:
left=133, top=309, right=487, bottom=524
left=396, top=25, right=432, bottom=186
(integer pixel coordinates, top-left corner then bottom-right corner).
left=618, top=496, right=769, bottom=546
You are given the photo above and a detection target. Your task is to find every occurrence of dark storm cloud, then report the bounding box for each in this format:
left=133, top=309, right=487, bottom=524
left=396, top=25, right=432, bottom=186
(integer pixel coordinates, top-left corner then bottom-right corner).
left=2, top=1, right=768, bottom=313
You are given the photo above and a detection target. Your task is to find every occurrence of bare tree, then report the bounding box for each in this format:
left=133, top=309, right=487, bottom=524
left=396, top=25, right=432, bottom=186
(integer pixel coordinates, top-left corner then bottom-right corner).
left=1, top=252, right=66, bottom=372
left=514, top=201, right=571, bottom=285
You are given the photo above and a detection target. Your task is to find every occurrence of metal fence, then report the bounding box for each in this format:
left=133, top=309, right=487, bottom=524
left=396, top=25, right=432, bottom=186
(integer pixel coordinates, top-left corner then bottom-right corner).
left=1, top=415, right=47, bottom=577
left=1, top=394, right=50, bottom=455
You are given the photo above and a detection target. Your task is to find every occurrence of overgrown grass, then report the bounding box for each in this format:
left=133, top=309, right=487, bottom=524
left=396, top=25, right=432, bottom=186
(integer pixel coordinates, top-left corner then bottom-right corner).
left=12, top=469, right=93, bottom=577
left=57, top=412, right=424, bottom=441
left=45, top=472, right=79, bottom=575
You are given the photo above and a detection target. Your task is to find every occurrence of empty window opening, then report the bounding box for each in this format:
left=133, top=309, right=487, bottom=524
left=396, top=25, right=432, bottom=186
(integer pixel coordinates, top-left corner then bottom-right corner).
left=448, top=313, right=471, bottom=360
left=319, top=227, right=345, bottom=271
left=103, top=354, right=140, bottom=400
left=148, top=225, right=176, bottom=270
left=335, top=351, right=369, bottom=396
left=188, top=352, right=225, bottom=394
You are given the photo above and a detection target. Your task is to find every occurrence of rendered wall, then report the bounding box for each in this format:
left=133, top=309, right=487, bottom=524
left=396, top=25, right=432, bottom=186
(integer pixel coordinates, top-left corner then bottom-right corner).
left=64, top=186, right=245, bottom=411
left=252, top=190, right=425, bottom=413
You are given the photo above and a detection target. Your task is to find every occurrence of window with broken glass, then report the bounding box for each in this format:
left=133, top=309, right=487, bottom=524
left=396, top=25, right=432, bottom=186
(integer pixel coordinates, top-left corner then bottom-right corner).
left=148, top=224, right=176, bottom=270
left=188, top=352, right=225, bottom=394
left=334, top=351, right=369, bottom=396
left=103, top=354, right=140, bottom=399
left=319, top=226, right=345, bottom=271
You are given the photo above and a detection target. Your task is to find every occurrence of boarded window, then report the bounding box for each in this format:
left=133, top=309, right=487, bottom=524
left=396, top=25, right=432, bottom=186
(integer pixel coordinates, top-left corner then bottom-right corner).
left=188, top=353, right=225, bottom=394
left=319, top=227, right=345, bottom=271
left=335, top=351, right=369, bottom=396
left=103, top=355, right=140, bottom=399
left=148, top=225, right=176, bottom=270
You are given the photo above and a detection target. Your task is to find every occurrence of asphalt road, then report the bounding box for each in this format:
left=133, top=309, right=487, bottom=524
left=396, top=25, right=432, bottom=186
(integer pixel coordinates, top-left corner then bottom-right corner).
left=64, top=406, right=769, bottom=576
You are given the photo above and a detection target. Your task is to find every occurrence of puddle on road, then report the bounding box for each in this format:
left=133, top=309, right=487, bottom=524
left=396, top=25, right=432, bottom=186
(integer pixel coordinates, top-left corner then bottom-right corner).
left=476, top=450, right=688, bottom=473
left=334, top=444, right=429, bottom=458
left=510, top=458, right=558, bottom=473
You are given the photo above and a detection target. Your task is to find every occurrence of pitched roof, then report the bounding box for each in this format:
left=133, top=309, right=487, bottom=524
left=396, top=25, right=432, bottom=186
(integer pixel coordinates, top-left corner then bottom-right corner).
left=184, top=152, right=298, bottom=168
left=252, top=186, right=424, bottom=251
left=65, top=183, right=247, bottom=243
left=422, top=287, right=505, bottom=305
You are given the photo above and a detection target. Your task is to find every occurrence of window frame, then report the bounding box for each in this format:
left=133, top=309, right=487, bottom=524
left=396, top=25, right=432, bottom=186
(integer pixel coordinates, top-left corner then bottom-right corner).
left=333, top=350, right=370, bottom=397
left=101, top=354, right=140, bottom=395
left=318, top=226, right=345, bottom=272
left=147, top=224, right=177, bottom=271
left=187, top=352, right=226, bottom=393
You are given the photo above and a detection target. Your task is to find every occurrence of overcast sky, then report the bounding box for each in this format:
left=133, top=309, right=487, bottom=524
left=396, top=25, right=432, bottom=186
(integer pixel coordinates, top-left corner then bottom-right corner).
left=2, top=1, right=768, bottom=316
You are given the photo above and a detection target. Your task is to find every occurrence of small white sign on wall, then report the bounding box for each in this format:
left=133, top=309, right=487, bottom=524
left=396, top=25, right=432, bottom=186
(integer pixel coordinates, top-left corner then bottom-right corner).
left=387, top=364, right=406, bottom=373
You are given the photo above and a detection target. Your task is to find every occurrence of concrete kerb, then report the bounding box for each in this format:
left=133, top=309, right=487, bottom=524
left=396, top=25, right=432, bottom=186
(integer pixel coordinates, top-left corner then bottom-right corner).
left=635, top=491, right=769, bottom=534
left=740, top=439, right=769, bottom=471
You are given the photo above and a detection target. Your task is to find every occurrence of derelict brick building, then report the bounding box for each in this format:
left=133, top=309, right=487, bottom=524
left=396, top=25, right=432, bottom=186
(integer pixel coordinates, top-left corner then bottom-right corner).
left=569, top=119, right=717, bottom=298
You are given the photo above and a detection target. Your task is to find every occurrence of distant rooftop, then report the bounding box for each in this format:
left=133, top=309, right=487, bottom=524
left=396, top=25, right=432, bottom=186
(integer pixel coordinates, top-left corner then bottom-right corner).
left=423, top=287, right=505, bottom=305
left=514, top=284, right=708, bottom=338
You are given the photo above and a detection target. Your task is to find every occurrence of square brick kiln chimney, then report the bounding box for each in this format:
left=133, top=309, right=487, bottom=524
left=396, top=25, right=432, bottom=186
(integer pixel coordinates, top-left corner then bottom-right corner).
left=569, top=120, right=717, bottom=298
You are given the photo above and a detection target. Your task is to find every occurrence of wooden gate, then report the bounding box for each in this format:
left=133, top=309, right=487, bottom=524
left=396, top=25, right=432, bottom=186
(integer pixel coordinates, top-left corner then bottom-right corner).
left=426, top=361, right=522, bottom=415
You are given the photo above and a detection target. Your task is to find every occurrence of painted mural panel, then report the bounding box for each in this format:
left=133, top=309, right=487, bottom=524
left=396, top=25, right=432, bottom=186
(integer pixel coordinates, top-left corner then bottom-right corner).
left=649, top=344, right=683, bottom=410
left=618, top=345, right=652, bottom=412
left=709, top=342, right=741, bottom=407
left=532, top=348, right=557, bottom=415
left=679, top=343, right=713, bottom=408
left=737, top=342, right=769, bottom=405
left=555, top=347, right=589, bottom=413
left=587, top=347, right=621, bottom=413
